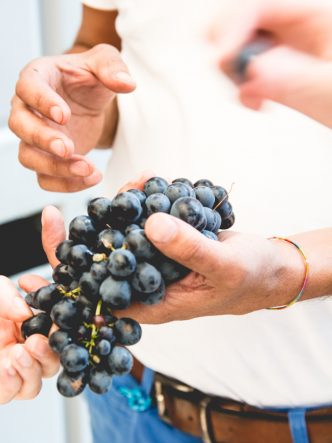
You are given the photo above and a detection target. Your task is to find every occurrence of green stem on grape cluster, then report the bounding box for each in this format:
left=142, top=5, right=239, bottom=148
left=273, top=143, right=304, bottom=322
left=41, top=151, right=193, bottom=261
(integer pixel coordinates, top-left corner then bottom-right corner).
left=57, top=285, right=80, bottom=299
left=85, top=299, right=103, bottom=359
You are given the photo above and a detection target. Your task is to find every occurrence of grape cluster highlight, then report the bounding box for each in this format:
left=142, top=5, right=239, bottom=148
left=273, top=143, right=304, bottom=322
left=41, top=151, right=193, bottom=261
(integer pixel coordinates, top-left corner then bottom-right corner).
left=21, top=177, right=235, bottom=397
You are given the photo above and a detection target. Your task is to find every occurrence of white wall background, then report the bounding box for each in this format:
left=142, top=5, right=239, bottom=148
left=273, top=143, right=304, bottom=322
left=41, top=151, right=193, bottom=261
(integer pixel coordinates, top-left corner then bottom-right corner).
left=0, top=1, right=109, bottom=442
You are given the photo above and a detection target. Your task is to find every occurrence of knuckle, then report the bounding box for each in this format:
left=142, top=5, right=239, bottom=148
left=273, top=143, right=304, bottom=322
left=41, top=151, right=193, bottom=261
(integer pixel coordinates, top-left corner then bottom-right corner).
left=31, top=125, right=43, bottom=146
left=18, top=144, right=28, bottom=166
left=8, top=112, right=18, bottom=133
left=93, top=43, right=118, bottom=56
left=37, top=174, right=50, bottom=191
left=50, top=156, right=61, bottom=176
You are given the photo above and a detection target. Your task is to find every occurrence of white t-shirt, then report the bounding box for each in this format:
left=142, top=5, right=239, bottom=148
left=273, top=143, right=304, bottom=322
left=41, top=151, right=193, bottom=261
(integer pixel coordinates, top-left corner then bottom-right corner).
left=82, top=0, right=332, bottom=408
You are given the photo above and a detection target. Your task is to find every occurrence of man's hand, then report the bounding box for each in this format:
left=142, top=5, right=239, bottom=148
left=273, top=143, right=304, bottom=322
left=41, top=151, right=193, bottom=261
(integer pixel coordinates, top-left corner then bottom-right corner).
left=211, top=0, right=332, bottom=127
left=9, top=44, right=136, bottom=192
left=0, top=277, right=59, bottom=403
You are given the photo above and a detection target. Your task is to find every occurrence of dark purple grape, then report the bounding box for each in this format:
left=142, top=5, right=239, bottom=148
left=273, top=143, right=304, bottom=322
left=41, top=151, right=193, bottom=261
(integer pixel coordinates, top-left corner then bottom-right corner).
left=194, top=186, right=215, bottom=208
left=25, top=291, right=39, bottom=309
left=110, top=192, right=142, bottom=223
left=145, top=193, right=171, bottom=215
left=127, top=189, right=147, bottom=205
left=157, top=258, right=190, bottom=284
left=99, top=326, right=115, bottom=343
left=90, top=261, right=109, bottom=282
left=56, top=240, right=74, bottom=264
left=132, top=262, right=162, bottom=294
left=60, top=344, right=89, bottom=373
left=125, top=229, right=156, bottom=260
left=144, top=177, right=168, bottom=196
left=135, top=280, right=165, bottom=305
left=35, top=284, right=61, bottom=313
left=57, top=370, right=88, bottom=397
left=99, top=276, right=131, bottom=309
left=89, top=369, right=113, bottom=394
left=125, top=224, right=140, bottom=236
left=221, top=213, right=235, bottom=229
left=88, top=197, right=112, bottom=227
left=53, top=264, right=75, bottom=286
left=69, top=215, right=97, bottom=246
left=114, top=318, right=142, bottom=346
left=170, top=197, right=206, bottom=231
left=172, top=178, right=193, bottom=188
left=107, top=249, right=136, bottom=278
left=49, top=330, right=73, bottom=354
left=51, top=299, right=79, bottom=330
left=217, top=201, right=233, bottom=219
left=21, top=313, right=52, bottom=339
left=211, top=185, right=228, bottom=207
left=107, top=346, right=133, bottom=375
left=79, top=272, right=100, bottom=301
left=68, top=244, right=93, bottom=272
left=165, top=183, right=193, bottom=204
left=96, top=339, right=112, bottom=356
left=97, top=229, right=124, bottom=253
left=194, top=179, right=213, bottom=187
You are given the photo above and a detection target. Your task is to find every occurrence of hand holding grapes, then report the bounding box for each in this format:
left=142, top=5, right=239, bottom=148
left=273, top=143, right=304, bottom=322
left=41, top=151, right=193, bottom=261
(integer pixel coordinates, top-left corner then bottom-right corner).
left=0, top=277, right=59, bottom=403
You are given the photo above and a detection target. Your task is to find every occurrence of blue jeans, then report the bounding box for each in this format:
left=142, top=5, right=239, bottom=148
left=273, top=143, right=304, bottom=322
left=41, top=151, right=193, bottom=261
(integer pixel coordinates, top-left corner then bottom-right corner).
left=85, top=368, right=202, bottom=443
left=85, top=368, right=313, bottom=443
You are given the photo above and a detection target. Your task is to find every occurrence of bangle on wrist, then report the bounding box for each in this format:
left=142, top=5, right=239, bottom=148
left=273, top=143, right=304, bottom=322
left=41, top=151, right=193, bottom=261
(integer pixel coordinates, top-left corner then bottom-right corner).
left=267, top=237, right=309, bottom=310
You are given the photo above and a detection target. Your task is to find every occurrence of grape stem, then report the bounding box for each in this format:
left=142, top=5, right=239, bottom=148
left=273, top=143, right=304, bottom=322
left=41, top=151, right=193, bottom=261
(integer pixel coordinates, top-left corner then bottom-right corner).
left=213, top=182, right=235, bottom=212
left=87, top=299, right=103, bottom=355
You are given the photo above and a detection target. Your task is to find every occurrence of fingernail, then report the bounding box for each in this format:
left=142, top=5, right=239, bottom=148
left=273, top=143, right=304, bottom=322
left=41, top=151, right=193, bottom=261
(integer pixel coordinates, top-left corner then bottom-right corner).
left=15, top=347, right=33, bottom=368
left=12, top=296, right=31, bottom=317
left=3, top=358, right=17, bottom=377
left=83, top=170, right=102, bottom=186
left=70, top=160, right=91, bottom=177
left=113, top=71, right=135, bottom=85
left=50, top=139, right=67, bottom=157
left=147, top=214, right=178, bottom=243
left=50, top=106, right=63, bottom=124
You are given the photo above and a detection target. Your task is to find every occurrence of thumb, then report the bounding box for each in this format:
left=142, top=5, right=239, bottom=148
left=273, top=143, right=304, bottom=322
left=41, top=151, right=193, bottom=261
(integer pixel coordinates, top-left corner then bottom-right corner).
left=145, top=213, right=222, bottom=276
left=41, top=206, right=66, bottom=269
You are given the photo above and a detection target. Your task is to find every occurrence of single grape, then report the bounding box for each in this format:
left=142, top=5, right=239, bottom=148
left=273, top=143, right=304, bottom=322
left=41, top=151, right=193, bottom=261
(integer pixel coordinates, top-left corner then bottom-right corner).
left=194, top=179, right=214, bottom=187
left=194, top=186, right=215, bottom=208
left=125, top=224, right=140, bottom=236
left=90, top=261, right=109, bottom=282
left=88, top=197, right=112, bottom=227
left=99, top=326, right=115, bottom=342
left=56, top=240, right=74, bottom=264
left=125, top=229, right=156, bottom=260
left=110, top=192, right=142, bottom=223
left=60, top=344, right=90, bottom=373
left=79, top=272, right=100, bottom=301
left=21, top=313, right=52, bottom=339
left=107, top=346, right=133, bottom=375
left=53, top=264, right=76, bottom=286
left=172, top=178, right=193, bottom=188
left=97, top=228, right=124, bottom=253
left=25, top=291, right=38, bottom=309
left=95, top=339, right=112, bottom=356
left=68, top=244, right=93, bottom=272
left=132, top=262, right=162, bottom=294
left=211, top=185, right=228, bottom=207
left=216, top=201, right=233, bottom=219
left=145, top=193, right=171, bottom=215
left=135, top=280, right=165, bottom=305
left=51, top=299, right=79, bottom=330
left=221, top=213, right=235, bottom=229
left=165, top=183, right=193, bottom=204
left=144, top=177, right=168, bottom=195
left=114, top=318, right=142, bottom=346
left=127, top=189, right=147, bottom=205
left=57, top=370, right=88, bottom=398
left=99, top=276, right=131, bottom=309
left=89, top=369, right=113, bottom=394
left=34, top=284, right=61, bottom=313
left=49, top=330, right=73, bottom=354
left=107, top=249, right=137, bottom=278
left=69, top=215, right=97, bottom=246
left=170, top=197, right=207, bottom=230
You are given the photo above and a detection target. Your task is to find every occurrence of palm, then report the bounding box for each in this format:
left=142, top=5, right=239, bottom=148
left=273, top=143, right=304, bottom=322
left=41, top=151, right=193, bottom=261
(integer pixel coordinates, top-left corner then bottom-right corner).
left=50, top=57, right=115, bottom=154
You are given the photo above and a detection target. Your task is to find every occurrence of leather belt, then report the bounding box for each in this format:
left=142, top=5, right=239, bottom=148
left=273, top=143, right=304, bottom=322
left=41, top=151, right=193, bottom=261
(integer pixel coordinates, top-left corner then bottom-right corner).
left=153, top=372, right=332, bottom=443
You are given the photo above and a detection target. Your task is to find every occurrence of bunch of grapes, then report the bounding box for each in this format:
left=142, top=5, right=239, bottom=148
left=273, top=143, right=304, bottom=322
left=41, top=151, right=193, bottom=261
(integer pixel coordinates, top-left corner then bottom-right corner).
left=21, top=177, right=234, bottom=397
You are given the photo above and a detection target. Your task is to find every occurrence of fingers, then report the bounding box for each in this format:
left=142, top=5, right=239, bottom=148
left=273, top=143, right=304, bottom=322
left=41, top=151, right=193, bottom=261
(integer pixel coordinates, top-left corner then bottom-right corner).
left=0, top=276, right=32, bottom=322
left=83, top=44, right=136, bottom=93
left=37, top=170, right=102, bottom=193
left=117, top=170, right=156, bottom=193
left=19, top=274, right=50, bottom=295
left=15, top=62, right=71, bottom=125
left=0, top=356, right=23, bottom=404
left=145, top=213, right=223, bottom=276
left=10, top=97, right=74, bottom=158
left=25, top=335, right=60, bottom=378
left=41, top=206, right=66, bottom=268
left=9, top=344, right=42, bottom=400
left=19, top=143, right=94, bottom=178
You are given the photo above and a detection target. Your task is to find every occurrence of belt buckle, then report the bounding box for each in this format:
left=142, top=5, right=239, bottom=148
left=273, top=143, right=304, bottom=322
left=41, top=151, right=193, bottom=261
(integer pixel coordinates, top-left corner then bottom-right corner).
left=200, top=397, right=216, bottom=443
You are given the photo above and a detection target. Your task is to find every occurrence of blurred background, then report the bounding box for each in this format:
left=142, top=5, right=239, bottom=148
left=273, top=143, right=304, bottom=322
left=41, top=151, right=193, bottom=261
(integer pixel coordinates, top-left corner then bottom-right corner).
left=0, top=1, right=109, bottom=442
